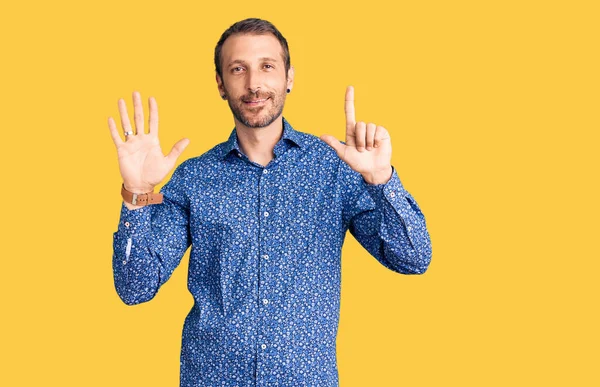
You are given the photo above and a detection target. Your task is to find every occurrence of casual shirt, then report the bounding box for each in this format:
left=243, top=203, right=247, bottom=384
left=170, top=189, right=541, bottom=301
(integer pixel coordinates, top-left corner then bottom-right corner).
left=112, top=116, right=432, bottom=387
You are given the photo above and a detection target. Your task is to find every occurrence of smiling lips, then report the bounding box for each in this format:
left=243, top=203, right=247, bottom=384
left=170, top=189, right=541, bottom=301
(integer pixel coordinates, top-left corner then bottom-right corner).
left=244, top=97, right=269, bottom=106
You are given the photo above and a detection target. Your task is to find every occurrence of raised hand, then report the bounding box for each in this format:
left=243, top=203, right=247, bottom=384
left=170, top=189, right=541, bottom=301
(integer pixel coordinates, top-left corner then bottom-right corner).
left=108, top=91, right=190, bottom=193
left=320, top=86, right=393, bottom=185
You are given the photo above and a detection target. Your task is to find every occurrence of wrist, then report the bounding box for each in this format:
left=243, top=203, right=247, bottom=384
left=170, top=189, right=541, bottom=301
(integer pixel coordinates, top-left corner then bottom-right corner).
left=363, top=166, right=393, bottom=185
left=121, top=183, right=163, bottom=207
left=123, top=183, right=155, bottom=193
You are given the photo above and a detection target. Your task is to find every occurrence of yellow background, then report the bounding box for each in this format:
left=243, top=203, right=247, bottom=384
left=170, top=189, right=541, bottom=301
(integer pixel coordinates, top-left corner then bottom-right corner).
left=1, top=0, right=598, bottom=386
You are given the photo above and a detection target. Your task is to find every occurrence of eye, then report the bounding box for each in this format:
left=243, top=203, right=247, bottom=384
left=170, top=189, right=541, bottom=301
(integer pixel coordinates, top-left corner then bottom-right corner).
left=232, top=66, right=243, bottom=73
left=264, top=64, right=274, bottom=69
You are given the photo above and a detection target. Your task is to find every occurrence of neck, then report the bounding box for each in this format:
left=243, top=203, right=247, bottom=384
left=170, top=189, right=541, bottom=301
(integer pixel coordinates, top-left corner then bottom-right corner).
left=234, top=115, right=284, bottom=167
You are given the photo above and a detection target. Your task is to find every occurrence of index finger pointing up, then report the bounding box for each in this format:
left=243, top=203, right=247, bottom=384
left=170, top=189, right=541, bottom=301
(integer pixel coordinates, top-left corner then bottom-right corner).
left=345, top=85, right=356, bottom=131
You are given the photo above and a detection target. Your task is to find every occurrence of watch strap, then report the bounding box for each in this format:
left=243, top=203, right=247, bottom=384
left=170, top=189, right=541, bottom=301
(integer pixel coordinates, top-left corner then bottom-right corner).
left=121, top=184, right=163, bottom=206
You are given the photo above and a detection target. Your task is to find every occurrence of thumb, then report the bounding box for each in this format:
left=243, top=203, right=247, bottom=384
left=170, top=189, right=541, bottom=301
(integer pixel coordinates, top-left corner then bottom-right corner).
left=320, top=134, right=346, bottom=158
left=166, top=138, right=190, bottom=165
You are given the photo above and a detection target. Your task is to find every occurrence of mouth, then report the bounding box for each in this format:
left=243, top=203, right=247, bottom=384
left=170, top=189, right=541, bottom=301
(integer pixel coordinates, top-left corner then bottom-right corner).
left=243, top=97, right=270, bottom=106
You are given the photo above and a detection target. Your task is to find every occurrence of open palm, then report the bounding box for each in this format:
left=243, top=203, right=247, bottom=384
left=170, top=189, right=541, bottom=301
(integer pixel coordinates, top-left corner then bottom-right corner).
left=108, top=91, right=189, bottom=193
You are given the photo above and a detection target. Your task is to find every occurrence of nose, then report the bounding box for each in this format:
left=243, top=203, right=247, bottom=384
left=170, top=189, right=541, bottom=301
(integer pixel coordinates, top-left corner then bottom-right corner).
left=246, top=68, right=263, bottom=94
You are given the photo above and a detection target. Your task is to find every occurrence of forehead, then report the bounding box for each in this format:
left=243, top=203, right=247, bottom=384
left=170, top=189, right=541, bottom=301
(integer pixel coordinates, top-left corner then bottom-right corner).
left=221, top=33, right=284, bottom=65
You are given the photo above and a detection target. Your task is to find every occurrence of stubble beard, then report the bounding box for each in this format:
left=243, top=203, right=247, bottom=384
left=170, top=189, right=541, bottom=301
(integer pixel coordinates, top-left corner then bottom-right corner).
left=225, top=86, right=287, bottom=129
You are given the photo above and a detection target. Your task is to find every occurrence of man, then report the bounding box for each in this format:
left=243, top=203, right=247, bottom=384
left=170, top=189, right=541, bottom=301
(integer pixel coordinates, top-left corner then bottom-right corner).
left=108, top=17, right=431, bottom=387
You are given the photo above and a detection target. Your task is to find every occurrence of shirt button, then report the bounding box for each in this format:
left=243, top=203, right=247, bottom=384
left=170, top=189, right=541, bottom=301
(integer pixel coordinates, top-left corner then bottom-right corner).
left=122, top=260, right=127, bottom=265
left=263, top=254, right=269, bottom=260
left=124, top=221, right=130, bottom=227
left=237, top=152, right=242, bottom=157
left=261, top=344, right=267, bottom=349
left=264, top=211, right=269, bottom=217
left=263, top=169, right=268, bottom=174
left=389, top=192, right=396, bottom=198
left=262, top=299, right=269, bottom=305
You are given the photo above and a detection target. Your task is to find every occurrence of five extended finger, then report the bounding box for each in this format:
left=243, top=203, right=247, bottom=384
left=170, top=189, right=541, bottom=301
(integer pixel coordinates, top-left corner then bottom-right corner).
left=118, top=98, right=134, bottom=135
left=166, top=138, right=190, bottom=165
left=148, top=96, right=159, bottom=135
left=132, top=91, right=145, bottom=135
left=108, top=117, right=124, bottom=146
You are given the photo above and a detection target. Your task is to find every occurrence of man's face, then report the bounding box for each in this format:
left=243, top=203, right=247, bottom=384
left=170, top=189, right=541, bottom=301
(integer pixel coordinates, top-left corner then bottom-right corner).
left=217, top=33, right=294, bottom=128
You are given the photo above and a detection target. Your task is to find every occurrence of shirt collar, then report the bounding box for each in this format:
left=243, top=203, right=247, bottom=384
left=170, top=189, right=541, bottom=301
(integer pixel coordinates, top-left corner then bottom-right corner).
left=220, top=116, right=306, bottom=159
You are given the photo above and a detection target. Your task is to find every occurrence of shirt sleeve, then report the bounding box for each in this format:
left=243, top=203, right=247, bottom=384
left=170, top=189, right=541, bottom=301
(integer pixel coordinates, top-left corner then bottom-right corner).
left=339, top=159, right=432, bottom=274
left=112, top=160, right=192, bottom=305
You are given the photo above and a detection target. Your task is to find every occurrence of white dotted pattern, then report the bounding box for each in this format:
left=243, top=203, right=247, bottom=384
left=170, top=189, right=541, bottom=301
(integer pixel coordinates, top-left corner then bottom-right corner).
left=112, top=116, right=432, bottom=386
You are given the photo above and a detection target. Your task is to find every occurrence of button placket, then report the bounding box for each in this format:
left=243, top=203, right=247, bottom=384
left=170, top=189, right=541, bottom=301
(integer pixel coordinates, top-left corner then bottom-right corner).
left=257, top=165, right=271, bottom=367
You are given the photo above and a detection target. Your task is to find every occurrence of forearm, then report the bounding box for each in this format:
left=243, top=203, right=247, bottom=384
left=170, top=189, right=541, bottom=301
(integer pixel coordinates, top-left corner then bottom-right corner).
left=112, top=203, right=160, bottom=305
left=113, top=161, right=193, bottom=305
left=113, top=190, right=192, bottom=305
left=350, top=167, right=432, bottom=274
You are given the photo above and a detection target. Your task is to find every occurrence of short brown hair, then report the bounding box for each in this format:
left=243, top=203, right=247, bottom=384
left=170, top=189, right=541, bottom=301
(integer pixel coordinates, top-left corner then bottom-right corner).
left=214, top=18, right=291, bottom=80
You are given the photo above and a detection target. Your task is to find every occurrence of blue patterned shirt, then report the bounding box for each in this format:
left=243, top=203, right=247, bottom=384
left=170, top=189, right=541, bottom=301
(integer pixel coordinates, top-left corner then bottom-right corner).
left=112, top=116, right=432, bottom=387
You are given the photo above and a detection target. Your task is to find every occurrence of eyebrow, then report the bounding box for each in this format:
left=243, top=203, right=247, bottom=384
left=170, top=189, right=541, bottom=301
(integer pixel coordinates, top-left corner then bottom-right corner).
left=227, top=57, right=280, bottom=67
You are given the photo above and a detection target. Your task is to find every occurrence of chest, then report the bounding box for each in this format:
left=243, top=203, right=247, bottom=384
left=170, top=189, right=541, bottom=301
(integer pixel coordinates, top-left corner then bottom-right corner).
left=199, top=164, right=332, bottom=220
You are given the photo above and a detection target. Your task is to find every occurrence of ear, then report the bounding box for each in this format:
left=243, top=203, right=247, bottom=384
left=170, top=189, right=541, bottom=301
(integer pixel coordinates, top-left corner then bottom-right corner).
left=286, top=66, right=295, bottom=91
left=216, top=73, right=225, bottom=97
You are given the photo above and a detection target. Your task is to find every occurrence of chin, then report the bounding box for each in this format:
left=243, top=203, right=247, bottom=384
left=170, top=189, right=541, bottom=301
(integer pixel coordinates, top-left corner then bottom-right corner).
left=230, top=98, right=283, bottom=128
left=245, top=118, right=271, bottom=128
left=238, top=109, right=271, bottom=127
